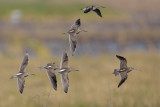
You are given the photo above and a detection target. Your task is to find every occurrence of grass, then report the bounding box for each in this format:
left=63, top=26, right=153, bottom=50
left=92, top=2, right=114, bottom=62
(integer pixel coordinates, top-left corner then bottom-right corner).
left=0, top=52, right=160, bottom=107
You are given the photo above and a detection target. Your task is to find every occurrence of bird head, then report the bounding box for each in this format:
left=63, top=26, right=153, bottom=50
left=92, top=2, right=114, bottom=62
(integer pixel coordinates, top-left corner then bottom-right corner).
left=25, top=72, right=35, bottom=77
left=129, top=67, right=140, bottom=71
left=39, top=66, right=47, bottom=70
left=69, top=68, right=79, bottom=72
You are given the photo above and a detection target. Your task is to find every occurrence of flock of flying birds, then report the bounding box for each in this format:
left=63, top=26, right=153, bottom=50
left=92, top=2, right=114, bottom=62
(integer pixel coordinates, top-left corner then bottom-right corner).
left=10, top=4, right=140, bottom=94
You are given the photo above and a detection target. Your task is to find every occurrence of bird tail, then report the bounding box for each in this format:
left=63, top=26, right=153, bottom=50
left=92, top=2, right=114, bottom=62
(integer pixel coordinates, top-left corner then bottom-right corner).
left=100, top=6, right=106, bottom=8
left=62, top=32, right=68, bottom=35
left=113, top=69, right=119, bottom=76
left=10, top=75, right=17, bottom=79
left=133, top=68, right=141, bottom=71
left=95, top=4, right=106, bottom=8
left=39, top=66, right=46, bottom=70
left=80, top=29, right=88, bottom=33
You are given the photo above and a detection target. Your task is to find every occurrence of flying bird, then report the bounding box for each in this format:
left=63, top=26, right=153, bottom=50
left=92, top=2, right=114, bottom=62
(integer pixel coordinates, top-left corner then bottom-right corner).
left=113, top=55, right=139, bottom=88
left=40, top=63, right=59, bottom=91
left=57, top=51, right=79, bottom=93
left=64, top=19, right=87, bottom=56
left=64, top=19, right=81, bottom=36
left=10, top=52, right=34, bottom=94
left=81, top=5, right=105, bottom=17
left=64, top=18, right=87, bottom=36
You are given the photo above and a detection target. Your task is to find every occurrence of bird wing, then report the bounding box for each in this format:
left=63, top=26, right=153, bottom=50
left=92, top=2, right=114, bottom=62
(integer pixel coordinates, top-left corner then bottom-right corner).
left=75, top=18, right=81, bottom=27
left=116, top=55, right=127, bottom=69
left=60, top=73, right=69, bottom=93
left=69, top=34, right=77, bottom=56
left=17, top=77, right=25, bottom=94
left=71, top=19, right=81, bottom=28
left=118, top=72, right=128, bottom=88
left=19, top=52, right=29, bottom=73
left=93, top=8, right=102, bottom=17
left=60, top=51, right=68, bottom=69
left=46, top=70, right=57, bottom=91
left=83, top=6, right=92, bottom=13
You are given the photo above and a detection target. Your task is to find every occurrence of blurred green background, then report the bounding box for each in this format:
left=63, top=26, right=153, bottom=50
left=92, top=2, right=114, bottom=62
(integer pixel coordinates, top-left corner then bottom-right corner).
left=0, top=0, right=160, bottom=107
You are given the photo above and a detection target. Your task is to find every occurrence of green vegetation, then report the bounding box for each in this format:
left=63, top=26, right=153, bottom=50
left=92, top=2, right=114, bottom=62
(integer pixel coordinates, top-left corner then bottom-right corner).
left=0, top=2, right=118, bottom=20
